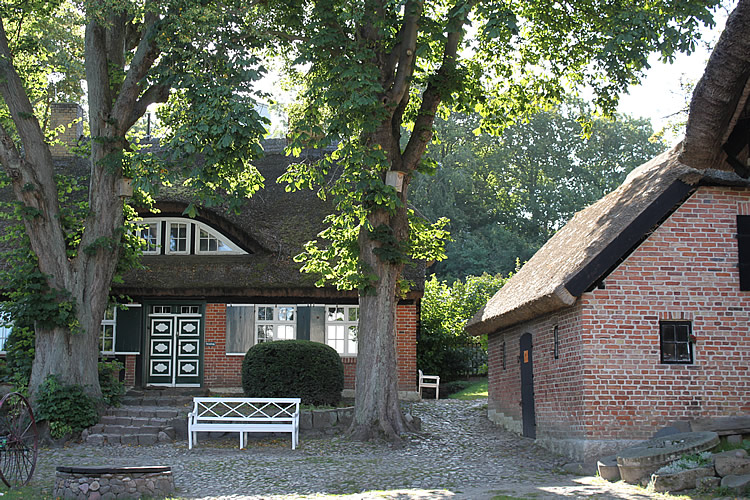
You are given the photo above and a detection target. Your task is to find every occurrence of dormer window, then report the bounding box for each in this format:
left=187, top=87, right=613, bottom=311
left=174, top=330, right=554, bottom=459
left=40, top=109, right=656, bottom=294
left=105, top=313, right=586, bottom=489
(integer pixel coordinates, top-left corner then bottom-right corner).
left=168, top=221, right=190, bottom=254
left=137, top=217, right=247, bottom=256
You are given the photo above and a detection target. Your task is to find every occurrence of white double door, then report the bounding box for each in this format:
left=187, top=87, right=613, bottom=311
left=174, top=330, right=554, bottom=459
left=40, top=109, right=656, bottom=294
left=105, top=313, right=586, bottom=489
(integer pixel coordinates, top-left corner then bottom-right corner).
left=147, top=308, right=202, bottom=387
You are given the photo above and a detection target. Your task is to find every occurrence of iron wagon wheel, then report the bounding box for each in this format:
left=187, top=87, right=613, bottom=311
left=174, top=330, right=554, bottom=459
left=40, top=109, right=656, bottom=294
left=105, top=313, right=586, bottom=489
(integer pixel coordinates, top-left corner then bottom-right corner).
left=0, top=392, right=38, bottom=488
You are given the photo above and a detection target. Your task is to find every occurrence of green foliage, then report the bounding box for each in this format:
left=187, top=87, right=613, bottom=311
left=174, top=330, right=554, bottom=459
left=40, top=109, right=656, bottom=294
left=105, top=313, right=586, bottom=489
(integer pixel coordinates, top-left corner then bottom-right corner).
left=419, top=273, right=509, bottom=380
left=1, top=327, right=35, bottom=393
left=98, top=360, right=126, bottom=407
left=242, top=340, right=344, bottom=406
left=35, top=375, right=99, bottom=437
left=412, top=103, right=668, bottom=281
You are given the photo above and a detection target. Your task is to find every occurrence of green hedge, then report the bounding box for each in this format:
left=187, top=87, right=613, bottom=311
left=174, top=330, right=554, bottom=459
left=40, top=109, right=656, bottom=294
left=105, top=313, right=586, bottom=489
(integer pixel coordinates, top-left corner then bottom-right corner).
left=242, top=340, right=344, bottom=406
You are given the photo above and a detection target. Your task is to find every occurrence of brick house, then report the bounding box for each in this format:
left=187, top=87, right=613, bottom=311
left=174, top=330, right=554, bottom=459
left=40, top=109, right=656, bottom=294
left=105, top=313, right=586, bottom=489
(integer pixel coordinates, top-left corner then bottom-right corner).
left=1, top=105, right=421, bottom=398
left=466, top=22, right=750, bottom=462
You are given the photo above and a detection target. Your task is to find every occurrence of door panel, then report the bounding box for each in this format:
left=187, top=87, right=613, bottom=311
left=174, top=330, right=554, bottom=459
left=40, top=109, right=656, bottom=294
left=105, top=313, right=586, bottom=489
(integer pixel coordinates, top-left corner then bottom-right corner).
left=520, top=332, right=536, bottom=439
left=146, top=306, right=203, bottom=387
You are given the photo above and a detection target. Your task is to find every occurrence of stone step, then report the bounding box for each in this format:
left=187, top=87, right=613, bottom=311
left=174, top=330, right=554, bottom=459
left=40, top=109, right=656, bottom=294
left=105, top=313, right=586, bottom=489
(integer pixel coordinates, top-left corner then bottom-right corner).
left=100, top=414, right=175, bottom=426
left=104, top=406, right=185, bottom=419
left=120, top=396, right=195, bottom=407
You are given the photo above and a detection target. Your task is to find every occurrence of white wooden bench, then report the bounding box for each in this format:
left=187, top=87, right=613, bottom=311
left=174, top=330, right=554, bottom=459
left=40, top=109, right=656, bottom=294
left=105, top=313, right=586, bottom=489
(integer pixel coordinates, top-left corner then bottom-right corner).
left=419, top=369, right=440, bottom=400
left=188, top=397, right=301, bottom=450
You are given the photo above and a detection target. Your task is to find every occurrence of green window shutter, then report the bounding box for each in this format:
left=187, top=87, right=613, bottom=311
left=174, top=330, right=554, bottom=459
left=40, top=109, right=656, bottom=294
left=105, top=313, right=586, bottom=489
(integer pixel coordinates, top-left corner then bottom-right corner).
left=296, top=306, right=310, bottom=340
left=309, top=306, right=326, bottom=344
left=226, top=305, right=255, bottom=354
left=115, top=305, right=142, bottom=354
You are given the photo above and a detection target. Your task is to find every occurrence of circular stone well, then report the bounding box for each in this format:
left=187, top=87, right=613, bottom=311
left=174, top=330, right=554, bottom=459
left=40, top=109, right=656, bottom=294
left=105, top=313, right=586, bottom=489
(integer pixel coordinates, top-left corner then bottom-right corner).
left=54, top=465, right=174, bottom=499
left=616, top=431, right=719, bottom=484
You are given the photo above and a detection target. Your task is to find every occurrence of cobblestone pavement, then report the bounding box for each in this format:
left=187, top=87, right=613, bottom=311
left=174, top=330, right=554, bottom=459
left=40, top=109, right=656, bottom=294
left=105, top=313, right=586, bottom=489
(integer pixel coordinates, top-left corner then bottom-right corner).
left=34, top=399, right=670, bottom=499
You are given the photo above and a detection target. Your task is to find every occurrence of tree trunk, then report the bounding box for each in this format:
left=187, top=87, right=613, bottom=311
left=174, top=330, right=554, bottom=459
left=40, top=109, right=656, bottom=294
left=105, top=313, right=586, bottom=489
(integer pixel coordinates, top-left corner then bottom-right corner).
left=348, top=124, right=416, bottom=443
left=30, top=325, right=101, bottom=397
left=349, top=223, right=416, bottom=443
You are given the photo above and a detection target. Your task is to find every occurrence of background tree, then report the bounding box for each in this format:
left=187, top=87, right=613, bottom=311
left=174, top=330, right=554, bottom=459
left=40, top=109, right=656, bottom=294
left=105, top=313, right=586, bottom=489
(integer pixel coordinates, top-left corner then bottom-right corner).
left=0, top=0, right=270, bottom=399
left=412, top=102, right=668, bottom=282
left=419, top=273, right=507, bottom=380
left=274, top=0, right=719, bottom=441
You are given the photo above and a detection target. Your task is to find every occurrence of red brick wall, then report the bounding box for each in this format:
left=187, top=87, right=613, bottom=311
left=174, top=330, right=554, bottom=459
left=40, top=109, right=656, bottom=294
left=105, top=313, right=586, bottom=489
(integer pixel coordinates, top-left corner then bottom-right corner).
left=578, top=186, right=750, bottom=440
left=203, top=303, right=243, bottom=388
left=488, top=186, right=750, bottom=451
left=124, top=355, right=136, bottom=387
left=487, top=305, right=584, bottom=436
left=396, top=303, right=418, bottom=391
left=198, top=302, right=419, bottom=393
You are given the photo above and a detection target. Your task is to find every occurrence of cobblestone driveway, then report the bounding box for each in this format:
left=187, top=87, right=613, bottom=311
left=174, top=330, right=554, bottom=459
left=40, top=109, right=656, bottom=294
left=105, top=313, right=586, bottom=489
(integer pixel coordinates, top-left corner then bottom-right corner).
left=36, top=399, right=666, bottom=499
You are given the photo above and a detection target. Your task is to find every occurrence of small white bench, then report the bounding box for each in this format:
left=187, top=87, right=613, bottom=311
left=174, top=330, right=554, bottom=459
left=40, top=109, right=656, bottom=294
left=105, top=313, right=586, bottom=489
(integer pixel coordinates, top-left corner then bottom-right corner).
left=188, top=397, right=300, bottom=450
left=419, top=369, right=440, bottom=400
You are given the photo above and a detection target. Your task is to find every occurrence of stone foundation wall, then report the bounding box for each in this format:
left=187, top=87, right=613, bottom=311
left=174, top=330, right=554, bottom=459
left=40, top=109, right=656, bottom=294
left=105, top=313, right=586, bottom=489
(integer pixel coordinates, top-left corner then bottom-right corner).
left=54, top=466, right=174, bottom=499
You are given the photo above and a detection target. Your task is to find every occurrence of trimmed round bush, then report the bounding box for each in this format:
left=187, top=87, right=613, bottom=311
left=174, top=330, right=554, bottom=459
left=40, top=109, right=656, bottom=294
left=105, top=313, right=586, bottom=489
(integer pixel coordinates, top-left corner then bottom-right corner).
left=242, top=340, right=344, bottom=406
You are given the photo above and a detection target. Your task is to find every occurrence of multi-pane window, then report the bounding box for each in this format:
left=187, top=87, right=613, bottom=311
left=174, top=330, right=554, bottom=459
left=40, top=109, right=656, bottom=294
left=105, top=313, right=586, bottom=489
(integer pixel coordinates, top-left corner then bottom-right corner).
left=181, top=306, right=200, bottom=315
left=660, top=321, right=693, bottom=364
left=168, top=222, right=189, bottom=254
left=139, top=222, right=159, bottom=254
left=256, top=305, right=296, bottom=343
left=198, top=228, right=233, bottom=253
left=325, top=306, right=358, bottom=355
left=100, top=306, right=116, bottom=354
left=0, top=306, right=12, bottom=353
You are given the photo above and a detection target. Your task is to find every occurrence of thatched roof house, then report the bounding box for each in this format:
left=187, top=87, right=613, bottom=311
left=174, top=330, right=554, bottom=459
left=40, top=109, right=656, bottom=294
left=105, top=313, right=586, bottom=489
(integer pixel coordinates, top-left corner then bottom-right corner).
left=0, top=134, right=423, bottom=396
left=467, top=0, right=750, bottom=463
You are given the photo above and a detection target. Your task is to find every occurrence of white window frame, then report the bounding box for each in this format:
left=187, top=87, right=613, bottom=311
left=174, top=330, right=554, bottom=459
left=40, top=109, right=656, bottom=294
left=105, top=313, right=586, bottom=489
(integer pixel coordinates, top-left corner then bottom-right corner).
left=325, top=305, right=359, bottom=356
left=138, top=221, right=161, bottom=255
left=166, top=219, right=191, bottom=255
left=195, top=223, right=245, bottom=255
left=100, top=306, right=117, bottom=355
left=256, top=305, right=296, bottom=344
left=0, top=305, right=12, bottom=354
left=137, top=217, right=246, bottom=256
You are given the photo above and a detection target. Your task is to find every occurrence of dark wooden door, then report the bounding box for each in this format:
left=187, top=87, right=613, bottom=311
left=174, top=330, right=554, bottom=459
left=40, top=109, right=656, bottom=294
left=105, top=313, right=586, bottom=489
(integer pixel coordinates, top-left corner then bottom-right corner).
left=519, top=332, right=536, bottom=438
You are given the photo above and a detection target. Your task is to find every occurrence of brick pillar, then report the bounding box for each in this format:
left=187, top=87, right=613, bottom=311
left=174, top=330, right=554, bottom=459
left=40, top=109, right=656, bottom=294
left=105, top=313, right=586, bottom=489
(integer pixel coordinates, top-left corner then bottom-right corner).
left=396, top=303, right=418, bottom=391
left=124, top=355, right=136, bottom=387
left=203, top=303, right=243, bottom=389
left=49, top=103, right=83, bottom=157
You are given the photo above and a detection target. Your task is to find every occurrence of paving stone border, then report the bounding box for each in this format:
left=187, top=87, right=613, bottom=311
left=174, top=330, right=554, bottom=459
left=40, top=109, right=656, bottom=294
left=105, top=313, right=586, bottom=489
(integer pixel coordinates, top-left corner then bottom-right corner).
left=54, top=465, right=174, bottom=499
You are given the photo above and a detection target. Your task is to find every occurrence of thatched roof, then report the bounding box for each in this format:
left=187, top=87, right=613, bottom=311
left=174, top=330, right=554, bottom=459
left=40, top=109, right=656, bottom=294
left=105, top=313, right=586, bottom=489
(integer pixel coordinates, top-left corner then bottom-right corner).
left=467, top=0, right=750, bottom=336
left=1, top=141, right=425, bottom=301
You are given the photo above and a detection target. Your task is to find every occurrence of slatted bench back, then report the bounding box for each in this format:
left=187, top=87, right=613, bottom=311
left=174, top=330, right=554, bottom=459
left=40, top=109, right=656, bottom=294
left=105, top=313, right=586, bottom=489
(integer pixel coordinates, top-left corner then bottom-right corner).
left=192, top=397, right=300, bottom=423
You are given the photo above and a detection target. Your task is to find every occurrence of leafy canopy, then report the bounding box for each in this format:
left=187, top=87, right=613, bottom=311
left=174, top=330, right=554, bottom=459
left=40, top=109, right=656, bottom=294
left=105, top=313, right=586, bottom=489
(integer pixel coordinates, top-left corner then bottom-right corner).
left=271, top=0, right=718, bottom=291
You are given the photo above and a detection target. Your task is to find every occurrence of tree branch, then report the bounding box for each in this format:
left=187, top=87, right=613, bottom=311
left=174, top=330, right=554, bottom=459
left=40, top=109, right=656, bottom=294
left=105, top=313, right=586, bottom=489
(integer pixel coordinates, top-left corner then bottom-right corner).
left=383, top=0, right=422, bottom=107
left=126, top=83, right=170, bottom=130
left=402, top=1, right=473, bottom=169
left=111, top=11, right=161, bottom=135
left=0, top=19, right=56, bottom=192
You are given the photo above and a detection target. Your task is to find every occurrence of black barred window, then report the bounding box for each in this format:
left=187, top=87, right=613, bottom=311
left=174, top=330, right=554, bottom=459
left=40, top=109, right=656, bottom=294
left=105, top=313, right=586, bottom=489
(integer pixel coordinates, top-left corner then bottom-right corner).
left=659, top=321, right=693, bottom=364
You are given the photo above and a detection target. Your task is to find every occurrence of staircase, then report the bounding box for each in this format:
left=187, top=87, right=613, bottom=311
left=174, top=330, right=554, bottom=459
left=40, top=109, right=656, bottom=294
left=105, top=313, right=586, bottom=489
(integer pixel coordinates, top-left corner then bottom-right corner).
left=83, top=388, right=208, bottom=445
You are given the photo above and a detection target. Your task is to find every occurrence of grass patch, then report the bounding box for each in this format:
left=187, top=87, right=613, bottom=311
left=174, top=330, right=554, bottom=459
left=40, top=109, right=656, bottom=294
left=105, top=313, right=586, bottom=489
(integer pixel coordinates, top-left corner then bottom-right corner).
left=447, top=378, right=488, bottom=400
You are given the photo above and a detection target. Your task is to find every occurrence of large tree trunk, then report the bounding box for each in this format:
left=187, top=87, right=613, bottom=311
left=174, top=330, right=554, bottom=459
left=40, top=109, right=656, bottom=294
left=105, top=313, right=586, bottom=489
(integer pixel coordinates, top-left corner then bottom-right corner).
left=348, top=123, right=417, bottom=442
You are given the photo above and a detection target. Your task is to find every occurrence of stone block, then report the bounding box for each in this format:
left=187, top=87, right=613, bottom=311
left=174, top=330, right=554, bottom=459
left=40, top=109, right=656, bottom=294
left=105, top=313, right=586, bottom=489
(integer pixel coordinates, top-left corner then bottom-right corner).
left=649, top=466, right=715, bottom=493
left=87, top=434, right=105, bottom=445
left=300, top=411, right=313, bottom=430
left=696, top=475, right=721, bottom=491
left=727, top=434, right=743, bottom=445
left=120, top=434, right=138, bottom=446
left=312, top=409, right=337, bottom=429
left=103, top=434, right=121, bottom=444
left=138, top=433, right=158, bottom=445
left=562, top=462, right=595, bottom=475
left=597, top=455, right=621, bottom=482
left=715, top=453, right=750, bottom=477
left=157, top=431, right=171, bottom=443
left=720, top=474, right=750, bottom=495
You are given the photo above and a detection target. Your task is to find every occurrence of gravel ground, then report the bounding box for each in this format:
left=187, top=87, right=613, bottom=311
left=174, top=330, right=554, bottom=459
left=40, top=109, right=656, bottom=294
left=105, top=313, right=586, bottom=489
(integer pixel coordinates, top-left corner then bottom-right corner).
left=34, top=399, right=673, bottom=499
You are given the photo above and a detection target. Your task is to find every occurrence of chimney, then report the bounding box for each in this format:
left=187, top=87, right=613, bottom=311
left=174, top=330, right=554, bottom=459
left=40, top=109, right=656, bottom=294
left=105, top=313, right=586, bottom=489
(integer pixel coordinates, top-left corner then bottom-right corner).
left=49, top=103, right=84, bottom=158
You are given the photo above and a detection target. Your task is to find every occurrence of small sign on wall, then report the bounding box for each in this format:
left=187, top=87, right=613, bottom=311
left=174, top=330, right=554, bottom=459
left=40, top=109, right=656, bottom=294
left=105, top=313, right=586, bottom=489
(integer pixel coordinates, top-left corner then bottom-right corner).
left=205, top=342, right=216, bottom=346
left=523, top=350, right=529, bottom=363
